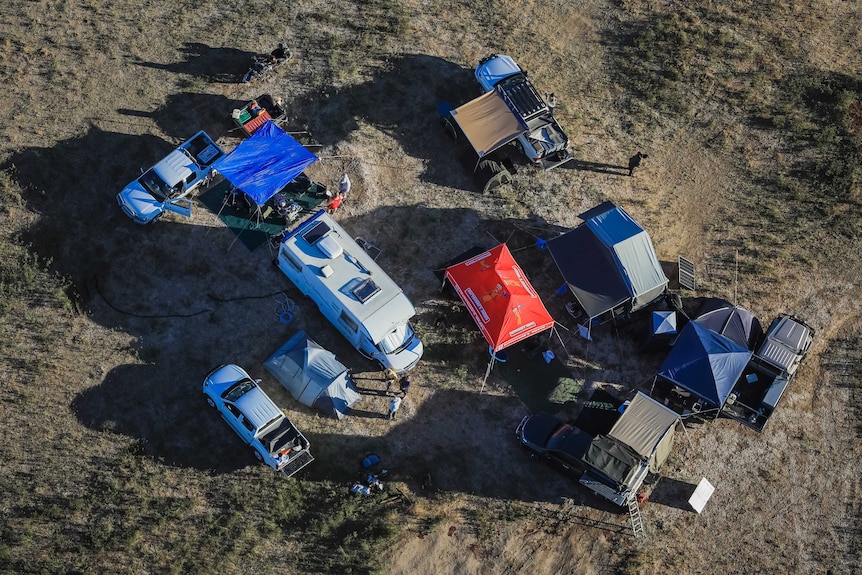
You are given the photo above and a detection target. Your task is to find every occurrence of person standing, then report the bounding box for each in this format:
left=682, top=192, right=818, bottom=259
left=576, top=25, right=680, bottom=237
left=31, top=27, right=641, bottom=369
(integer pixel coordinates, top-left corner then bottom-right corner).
left=338, top=172, right=352, bottom=198
left=628, top=152, right=648, bottom=177
left=326, top=192, right=343, bottom=214
left=398, top=375, right=412, bottom=397
left=383, top=368, right=397, bottom=393
left=388, top=395, right=402, bottom=420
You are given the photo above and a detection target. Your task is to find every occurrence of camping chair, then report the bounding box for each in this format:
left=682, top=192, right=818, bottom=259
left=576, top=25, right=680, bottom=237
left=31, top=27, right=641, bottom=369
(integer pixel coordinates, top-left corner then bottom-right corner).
left=355, top=237, right=382, bottom=261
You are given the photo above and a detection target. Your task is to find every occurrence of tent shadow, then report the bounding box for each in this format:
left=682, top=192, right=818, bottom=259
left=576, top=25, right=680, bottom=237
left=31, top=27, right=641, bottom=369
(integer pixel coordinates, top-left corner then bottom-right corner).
left=646, top=476, right=699, bottom=512
left=496, top=344, right=585, bottom=414
left=304, top=388, right=626, bottom=511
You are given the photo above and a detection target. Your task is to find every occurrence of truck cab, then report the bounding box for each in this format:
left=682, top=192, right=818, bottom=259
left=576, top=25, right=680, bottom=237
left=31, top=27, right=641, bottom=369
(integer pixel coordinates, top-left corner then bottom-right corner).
left=117, top=131, right=225, bottom=224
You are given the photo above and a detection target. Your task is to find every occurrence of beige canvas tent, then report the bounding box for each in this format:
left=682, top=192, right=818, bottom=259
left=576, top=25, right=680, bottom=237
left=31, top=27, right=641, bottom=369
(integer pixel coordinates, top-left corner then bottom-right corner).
left=608, top=391, right=679, bottom=473
left=449, top=91, right=523, bottom=158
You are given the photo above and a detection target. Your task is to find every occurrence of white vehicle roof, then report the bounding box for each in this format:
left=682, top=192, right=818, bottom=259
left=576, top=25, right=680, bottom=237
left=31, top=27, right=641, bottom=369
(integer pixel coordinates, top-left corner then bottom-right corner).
left=757, top=315, right=813, bottom=373
left=281, top=211, right=416, bottom=344
left=234, top=385, right=284, bottom=433
left=152, top=149, right=195, bottom=187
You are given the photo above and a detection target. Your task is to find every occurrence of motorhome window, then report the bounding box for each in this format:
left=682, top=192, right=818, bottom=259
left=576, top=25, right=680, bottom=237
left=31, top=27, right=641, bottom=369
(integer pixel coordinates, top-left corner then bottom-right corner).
left=282, top=249, right=302, bottom=271
left=302, top=221, right=331, bottom=245
left=352, top=278, right=381, bottom=303
left=339, top=310, right=359, bottom=332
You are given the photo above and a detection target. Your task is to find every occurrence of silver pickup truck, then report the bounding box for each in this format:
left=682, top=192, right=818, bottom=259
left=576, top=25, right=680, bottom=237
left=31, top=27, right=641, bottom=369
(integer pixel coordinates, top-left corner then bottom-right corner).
left=724, top=314, right=814, bottom=431
left=203, top=364, right=313, bottom=476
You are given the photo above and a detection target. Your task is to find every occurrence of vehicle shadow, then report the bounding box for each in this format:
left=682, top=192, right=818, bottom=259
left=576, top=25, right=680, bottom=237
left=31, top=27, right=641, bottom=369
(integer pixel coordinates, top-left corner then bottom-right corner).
left=132, top=42, right=257, bottom=83
left=71, top=363, right=254, bottom=472
left=116, top=92, right=244, bottom=142
left=303, top=388, right=626, bottom=511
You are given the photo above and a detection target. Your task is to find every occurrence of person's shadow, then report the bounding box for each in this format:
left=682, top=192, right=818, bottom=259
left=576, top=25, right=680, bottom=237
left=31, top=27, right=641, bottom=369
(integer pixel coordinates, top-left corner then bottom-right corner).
left=563, top=159, right=630, bottom=176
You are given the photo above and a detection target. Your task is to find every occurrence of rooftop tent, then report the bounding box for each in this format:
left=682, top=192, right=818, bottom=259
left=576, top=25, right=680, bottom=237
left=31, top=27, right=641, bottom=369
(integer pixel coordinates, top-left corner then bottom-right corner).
left=581, top=434, right=643, bottom=490
left=450, top=91, right=524, bottom=158
left=264, top=331, right=360, bottom=420
left=547, top=201, right=668, bottom=322
left=658, top=321, right=753, bottom=410
left=445, top=244, right=555, bottom=352
left=693, top=298, right=764, bottom=351
left=213, top=120, right=318, bottom=206
left=608, top=392, right=679, bottom=473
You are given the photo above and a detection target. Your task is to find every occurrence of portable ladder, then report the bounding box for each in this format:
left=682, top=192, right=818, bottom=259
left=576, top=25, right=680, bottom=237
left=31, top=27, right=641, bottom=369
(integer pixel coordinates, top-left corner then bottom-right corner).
left=628, top=495, right=645, bottom=539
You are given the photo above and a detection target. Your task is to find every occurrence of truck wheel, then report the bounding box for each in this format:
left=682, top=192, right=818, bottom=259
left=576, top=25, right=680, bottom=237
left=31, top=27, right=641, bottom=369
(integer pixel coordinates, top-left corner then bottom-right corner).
left=205, top=396, right=216, bottom=408
left=253, top=449, right=264, bottom=462
left=442, top=118, right=458, bottom=141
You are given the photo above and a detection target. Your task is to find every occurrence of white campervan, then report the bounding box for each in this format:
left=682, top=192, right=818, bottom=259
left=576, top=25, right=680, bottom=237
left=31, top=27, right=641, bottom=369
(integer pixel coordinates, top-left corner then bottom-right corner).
left=276, top=210, right=423, bottom=373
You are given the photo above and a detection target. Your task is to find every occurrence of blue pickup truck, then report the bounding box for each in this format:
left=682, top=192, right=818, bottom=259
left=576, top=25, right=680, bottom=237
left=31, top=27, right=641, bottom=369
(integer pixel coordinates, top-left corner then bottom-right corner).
left=117, top=130, right=225, bottom=224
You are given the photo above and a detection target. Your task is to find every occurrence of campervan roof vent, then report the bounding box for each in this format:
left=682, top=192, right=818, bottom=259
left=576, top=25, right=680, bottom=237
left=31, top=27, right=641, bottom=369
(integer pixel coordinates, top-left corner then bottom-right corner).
left=316, top=235, right=343, bottom=259
left=320, top=265, right=334, bottom=278
left=352, top=278, right=381, bottom=303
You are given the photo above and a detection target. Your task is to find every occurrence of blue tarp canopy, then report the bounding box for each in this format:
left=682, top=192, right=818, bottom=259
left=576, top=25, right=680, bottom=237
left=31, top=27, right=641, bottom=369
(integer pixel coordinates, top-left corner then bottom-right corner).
left=548, top=202, right=668, bottom=321
left=658, top=322, right=752, bottom=408
left=213, top=121, right=318, bottom=206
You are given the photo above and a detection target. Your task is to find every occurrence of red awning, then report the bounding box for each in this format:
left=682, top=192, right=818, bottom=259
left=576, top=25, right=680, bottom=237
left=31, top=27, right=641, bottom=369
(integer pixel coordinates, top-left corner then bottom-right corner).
left=445, top=244, right=555, bottom=352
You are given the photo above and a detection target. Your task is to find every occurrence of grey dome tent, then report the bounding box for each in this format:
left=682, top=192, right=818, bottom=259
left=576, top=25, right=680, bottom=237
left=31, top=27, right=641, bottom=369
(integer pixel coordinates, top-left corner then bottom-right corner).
left=693, top=298, right=763, bottom=351
left=264, top=331, right=360, bottom=419
left=547, top=202, right=668, bottom=335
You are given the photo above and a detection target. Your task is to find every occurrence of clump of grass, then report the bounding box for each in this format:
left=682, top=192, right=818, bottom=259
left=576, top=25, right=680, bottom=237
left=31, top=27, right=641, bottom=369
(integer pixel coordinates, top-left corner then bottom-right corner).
left=615, top=10, right=733, bottom=117
left=763, top=71, right=862, bottom=236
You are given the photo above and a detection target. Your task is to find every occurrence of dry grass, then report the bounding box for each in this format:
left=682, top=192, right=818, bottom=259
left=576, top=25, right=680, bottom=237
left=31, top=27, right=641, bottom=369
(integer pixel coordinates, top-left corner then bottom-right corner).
left=1, top=0, right=861, bottom=574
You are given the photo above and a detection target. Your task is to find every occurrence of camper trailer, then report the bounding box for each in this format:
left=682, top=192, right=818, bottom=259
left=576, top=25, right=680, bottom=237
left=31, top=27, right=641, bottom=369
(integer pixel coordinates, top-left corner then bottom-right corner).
left=275, top=210, right=423, bottom=373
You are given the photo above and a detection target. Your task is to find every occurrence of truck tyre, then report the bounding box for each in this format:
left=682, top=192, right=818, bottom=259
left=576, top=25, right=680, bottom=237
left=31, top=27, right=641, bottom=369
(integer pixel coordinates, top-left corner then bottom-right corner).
left=474, top=159, right=512, bottom=193
left=206, top=396, right=216, bottom=408
left=442, top=117, right=459, bottom=141
left=253, top=449, right=264, bottom=462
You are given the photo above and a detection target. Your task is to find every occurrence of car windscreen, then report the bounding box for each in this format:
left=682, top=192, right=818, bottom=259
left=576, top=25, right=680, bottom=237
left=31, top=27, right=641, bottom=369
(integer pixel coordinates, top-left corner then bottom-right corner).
left=138, top=168, right=172, bottom=201
left=377, top=323, right=415, bottom=354
left=222, top=379, right=256, bottom=402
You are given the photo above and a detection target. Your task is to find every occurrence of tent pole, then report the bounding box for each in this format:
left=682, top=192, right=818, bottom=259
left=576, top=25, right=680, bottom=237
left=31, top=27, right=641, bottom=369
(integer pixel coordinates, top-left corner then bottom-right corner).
left=480, top=354, right=496, bottom=395
left=208, top=187, right=232, bottom=237
left=550, top=325, right=569, bottom=359
left=227, top=215, right=254, bottom=252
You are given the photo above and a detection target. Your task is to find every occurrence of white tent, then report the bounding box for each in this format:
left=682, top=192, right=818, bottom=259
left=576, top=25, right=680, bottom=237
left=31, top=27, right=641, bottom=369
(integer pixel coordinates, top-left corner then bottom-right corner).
left=264, top=331, right=360, bottom=419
